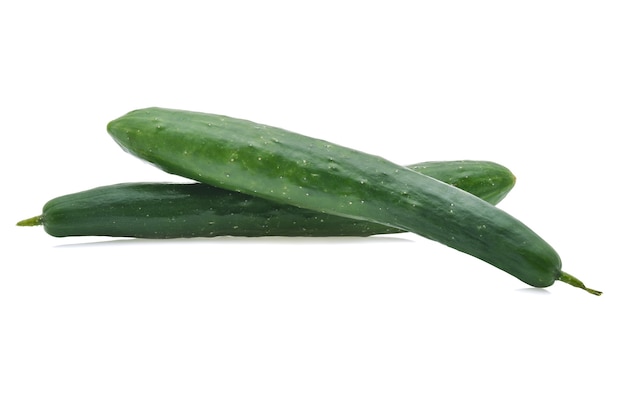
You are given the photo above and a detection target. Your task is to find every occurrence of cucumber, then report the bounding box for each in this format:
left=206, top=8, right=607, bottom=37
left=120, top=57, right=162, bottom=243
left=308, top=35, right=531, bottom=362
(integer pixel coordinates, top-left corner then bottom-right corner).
left=17, top=160, right=515, bottom=238
left=106, top=107, right=600, bottom=295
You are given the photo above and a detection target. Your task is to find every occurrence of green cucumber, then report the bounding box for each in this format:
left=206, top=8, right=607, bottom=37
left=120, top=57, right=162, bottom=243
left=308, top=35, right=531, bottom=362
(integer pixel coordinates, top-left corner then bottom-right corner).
left=106, top=107, right=600, bottom=295
left=17, top=160, right=515, bottom=238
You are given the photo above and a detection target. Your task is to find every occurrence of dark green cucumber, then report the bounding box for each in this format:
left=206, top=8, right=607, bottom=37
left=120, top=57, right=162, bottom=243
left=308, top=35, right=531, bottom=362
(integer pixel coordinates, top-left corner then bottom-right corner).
left=409, top=160, right=515, bottom=206
left=16, top=161, right=515, bottom=238
left=106, top=107, right=600, bottom=295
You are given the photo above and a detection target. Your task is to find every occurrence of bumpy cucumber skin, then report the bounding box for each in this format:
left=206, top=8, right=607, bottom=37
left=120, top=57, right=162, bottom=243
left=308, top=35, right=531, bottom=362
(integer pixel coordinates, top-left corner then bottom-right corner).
left=42, top=183, right=389, bottom=238
left=107, top=107, right=560, bottom=288
left=411, top=160, right=515, bottom=206
left=36, top=161, right=514, bottom=238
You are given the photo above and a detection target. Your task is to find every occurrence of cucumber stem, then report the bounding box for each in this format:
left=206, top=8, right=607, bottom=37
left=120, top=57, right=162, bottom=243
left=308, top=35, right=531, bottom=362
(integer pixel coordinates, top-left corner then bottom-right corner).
left=16, top=215, right=43, bottom=227
left=558, top=271, right=602, bottom=296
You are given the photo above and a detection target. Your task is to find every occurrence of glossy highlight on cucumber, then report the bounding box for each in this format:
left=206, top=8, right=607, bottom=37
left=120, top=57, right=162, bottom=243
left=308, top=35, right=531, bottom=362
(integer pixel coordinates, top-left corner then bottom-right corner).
left=16, top=160, right=515, bottom=238
left=105, top=107, right=601, bottom=295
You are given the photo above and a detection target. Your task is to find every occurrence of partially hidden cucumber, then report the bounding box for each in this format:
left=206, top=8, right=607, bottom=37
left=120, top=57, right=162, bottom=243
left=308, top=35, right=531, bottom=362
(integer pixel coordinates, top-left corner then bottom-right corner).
left=105, top=107, right=601, bottom=294
left=17, top=160, right=515, bottom=238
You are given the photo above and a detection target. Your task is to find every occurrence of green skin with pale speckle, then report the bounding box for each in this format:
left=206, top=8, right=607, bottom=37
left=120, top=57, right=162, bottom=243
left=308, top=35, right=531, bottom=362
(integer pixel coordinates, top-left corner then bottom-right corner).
left=26, top=160, right=514, bottom=238
left=104, top=107, right=589, bottom=291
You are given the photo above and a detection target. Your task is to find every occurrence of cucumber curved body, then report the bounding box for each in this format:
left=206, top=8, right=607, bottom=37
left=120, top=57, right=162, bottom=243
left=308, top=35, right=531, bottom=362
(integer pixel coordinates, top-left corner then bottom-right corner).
left=18, top=160, right=515, bottom=238
left=106, top=107, right=599, bottom=294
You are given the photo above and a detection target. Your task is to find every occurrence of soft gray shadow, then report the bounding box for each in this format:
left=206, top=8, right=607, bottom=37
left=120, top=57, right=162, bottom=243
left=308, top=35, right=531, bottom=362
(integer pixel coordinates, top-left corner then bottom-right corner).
left=515, top=287, right=551, bottom=295
left=53, top=234, right=415, bottom=249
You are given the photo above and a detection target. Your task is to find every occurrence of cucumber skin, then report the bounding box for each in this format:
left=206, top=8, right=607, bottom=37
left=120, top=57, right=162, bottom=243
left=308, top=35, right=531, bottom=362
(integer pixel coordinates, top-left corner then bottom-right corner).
left=35, top=160, right=515, bottom=238
left=107, top=107, right=560, bottom=288
left=409, top=160, right=515, bottom=206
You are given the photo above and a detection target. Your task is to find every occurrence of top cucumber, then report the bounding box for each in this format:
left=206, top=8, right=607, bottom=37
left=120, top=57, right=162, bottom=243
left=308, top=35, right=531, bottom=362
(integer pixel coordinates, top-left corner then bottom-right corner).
left=107, top=107, right=600, bottom=294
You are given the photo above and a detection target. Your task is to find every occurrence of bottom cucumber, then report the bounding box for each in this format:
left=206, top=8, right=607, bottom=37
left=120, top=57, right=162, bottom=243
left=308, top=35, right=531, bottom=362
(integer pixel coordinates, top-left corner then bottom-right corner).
left=17, top=160, right=515, bottom=238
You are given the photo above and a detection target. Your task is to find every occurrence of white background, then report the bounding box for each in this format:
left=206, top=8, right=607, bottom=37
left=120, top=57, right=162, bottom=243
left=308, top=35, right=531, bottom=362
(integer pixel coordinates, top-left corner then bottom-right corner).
left=1, top=1, right=625, bottom=407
